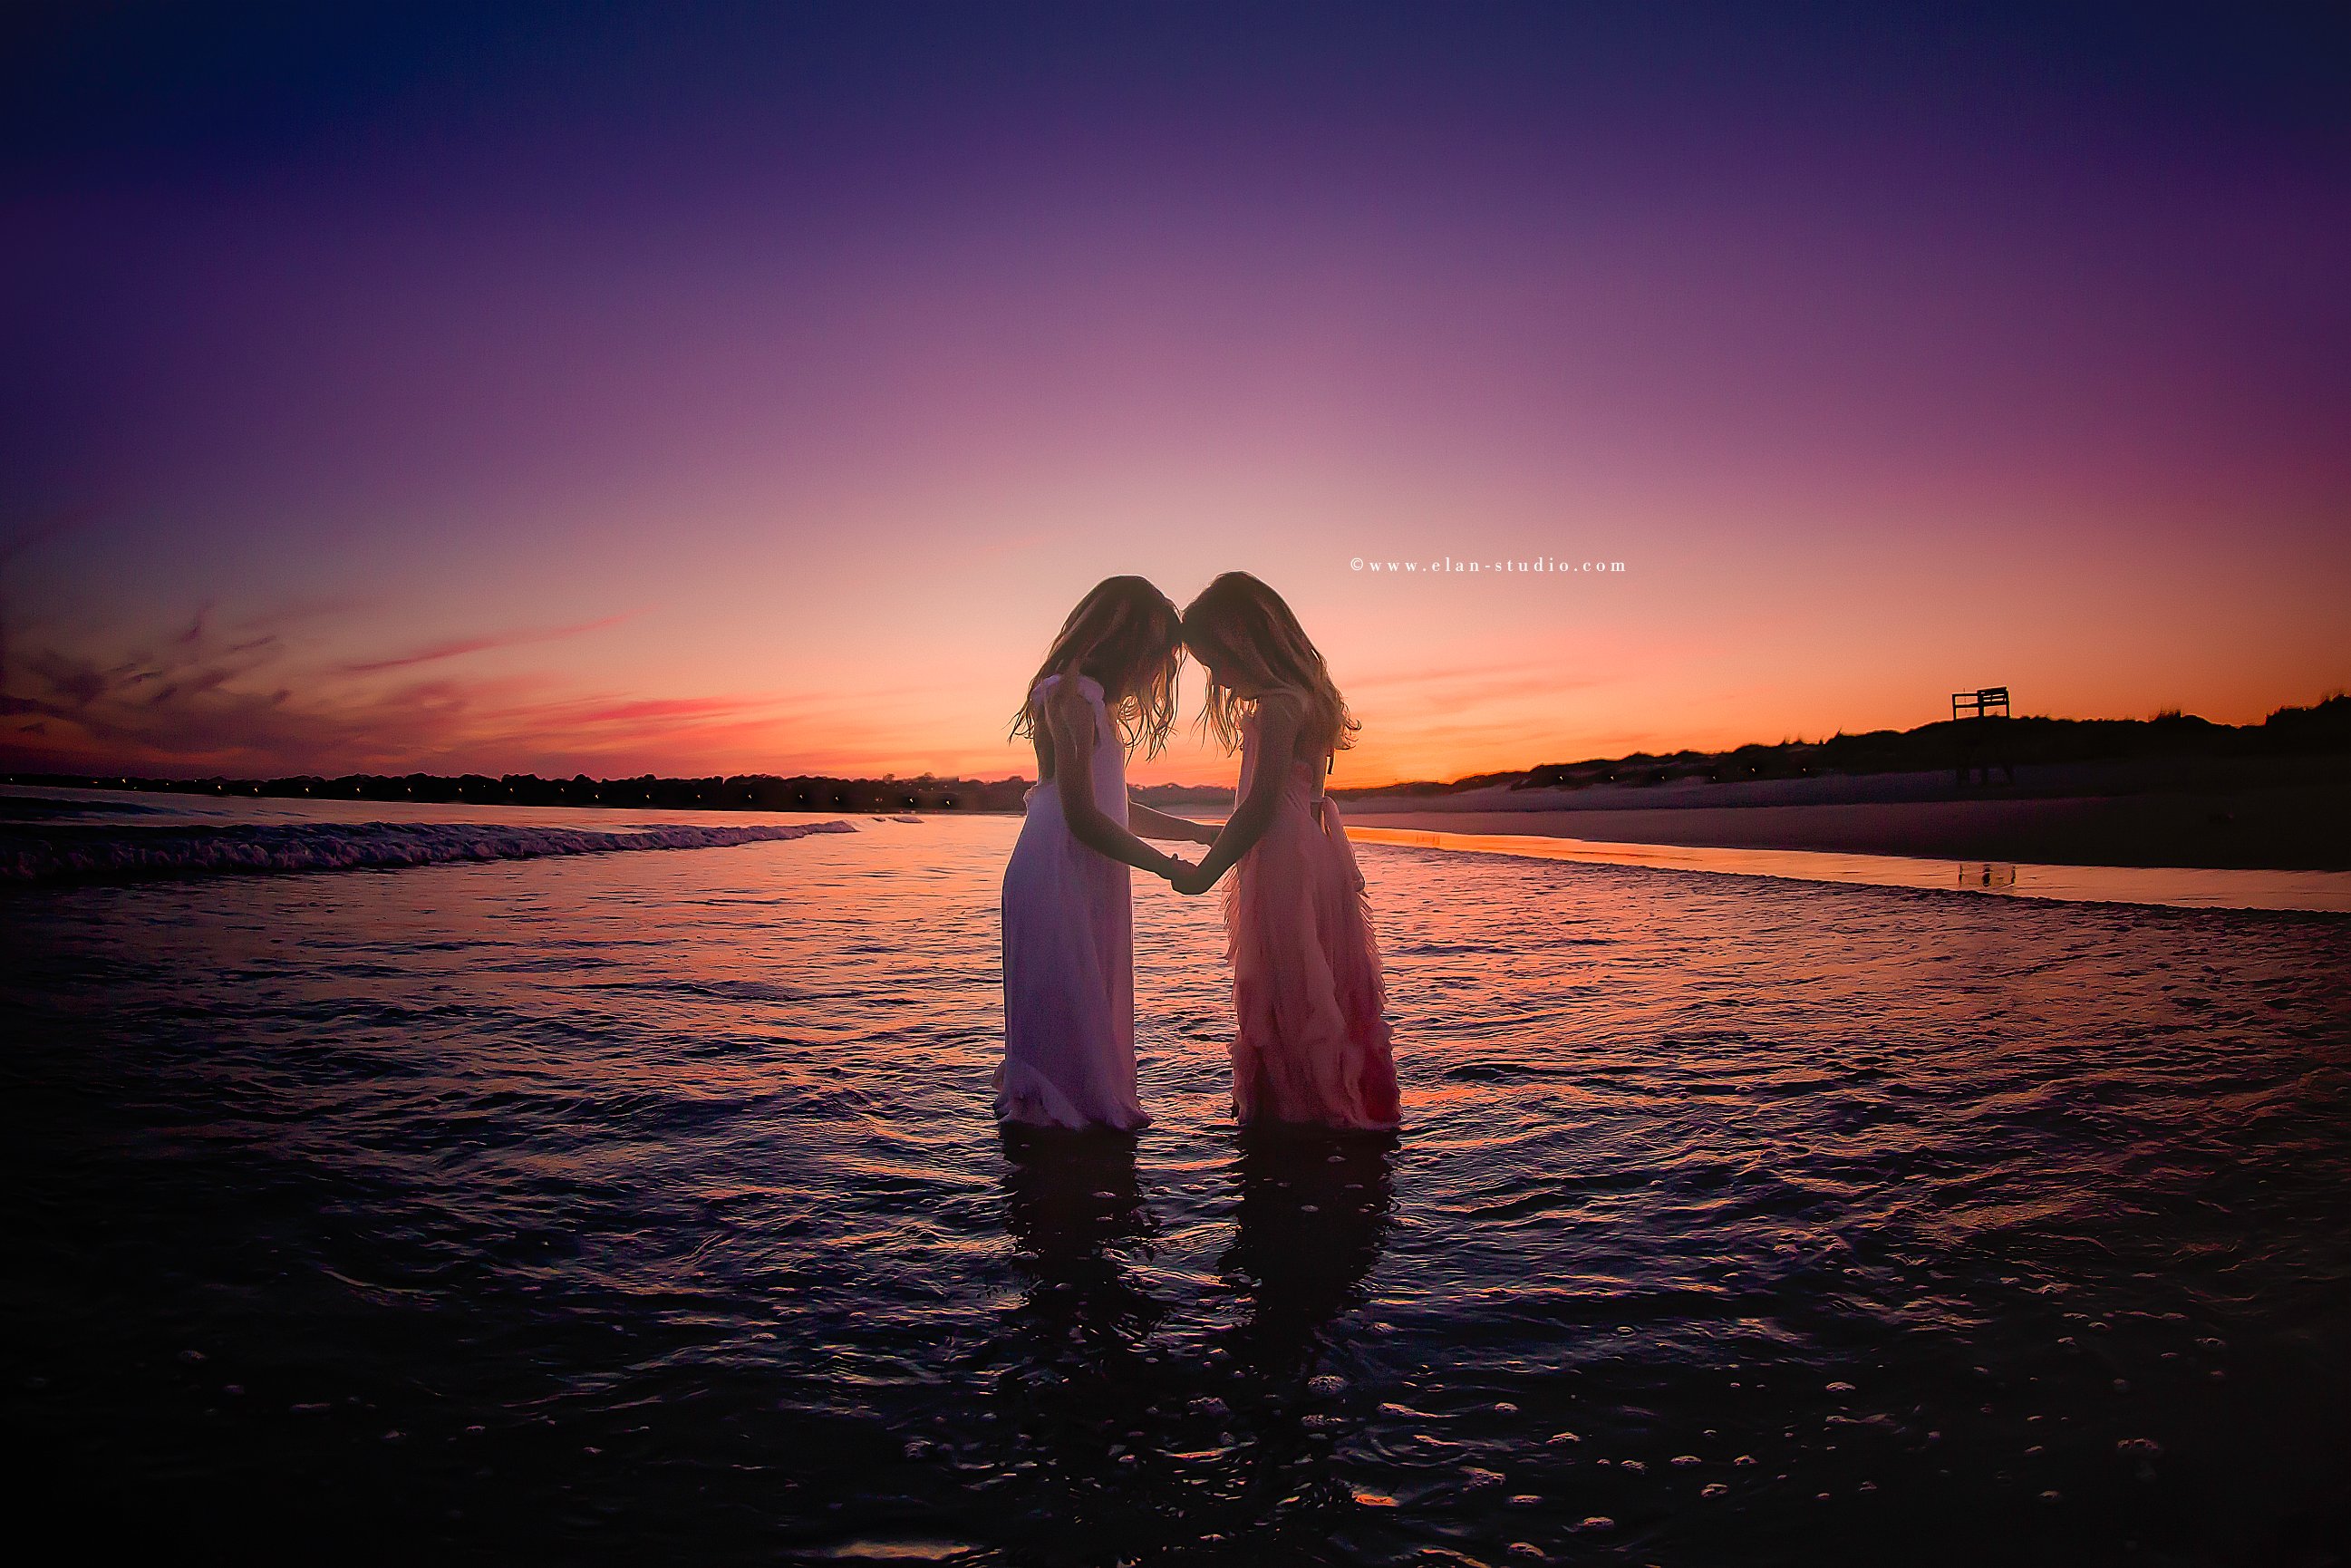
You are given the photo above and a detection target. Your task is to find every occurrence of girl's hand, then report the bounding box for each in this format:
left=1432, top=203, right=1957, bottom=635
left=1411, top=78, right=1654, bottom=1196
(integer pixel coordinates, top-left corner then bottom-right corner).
left=1171, top=863, right=1217, bottom=896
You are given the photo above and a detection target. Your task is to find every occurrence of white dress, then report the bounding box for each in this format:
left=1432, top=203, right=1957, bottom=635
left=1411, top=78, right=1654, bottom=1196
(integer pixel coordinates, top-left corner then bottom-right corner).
left=997, top=673, right=1149, bottom=1130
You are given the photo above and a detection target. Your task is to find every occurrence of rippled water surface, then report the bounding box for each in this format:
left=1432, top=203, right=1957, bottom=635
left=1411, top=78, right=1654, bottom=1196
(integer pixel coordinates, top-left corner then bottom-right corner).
left=6, top=800, right=2350, bottom=1565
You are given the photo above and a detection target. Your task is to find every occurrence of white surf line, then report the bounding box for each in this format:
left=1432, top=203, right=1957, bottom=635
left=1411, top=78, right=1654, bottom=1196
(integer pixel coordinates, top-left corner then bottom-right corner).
left=1, top=818, right=860, bottom=884
left=1343, top=825, right=2351, bottom=915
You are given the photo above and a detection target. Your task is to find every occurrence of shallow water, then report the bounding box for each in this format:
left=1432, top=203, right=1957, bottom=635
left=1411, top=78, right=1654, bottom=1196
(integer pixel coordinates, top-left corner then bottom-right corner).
left=1346, top=825, right=2351, bottom=915
left=5, top=801, right=2350, bottom=1564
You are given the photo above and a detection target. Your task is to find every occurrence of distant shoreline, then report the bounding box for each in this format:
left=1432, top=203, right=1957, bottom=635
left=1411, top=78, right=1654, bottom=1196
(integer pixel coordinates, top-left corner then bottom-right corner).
left=10, top=759, right=2349, bottom=872
left=10, top=692, right=2342, bottom=819
left=11, top=697, right=2347, bottom=870
left=1340, top=756, right=2351, bottom=872
left=0, top=770, right=1231, bottom=815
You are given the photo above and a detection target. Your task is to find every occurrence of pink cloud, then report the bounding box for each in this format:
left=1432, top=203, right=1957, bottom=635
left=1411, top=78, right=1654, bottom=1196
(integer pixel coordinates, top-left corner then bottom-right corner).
left=336, top=615, right=633, bottom=675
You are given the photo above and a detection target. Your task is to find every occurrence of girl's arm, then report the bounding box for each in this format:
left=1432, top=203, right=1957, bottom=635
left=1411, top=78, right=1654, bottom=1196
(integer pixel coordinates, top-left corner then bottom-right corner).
left=1127, top=800, right=1220, bottom=845
left=1172, top=692, right=1302, bottom=894
left=1046, top=682, right=1189, bottom=879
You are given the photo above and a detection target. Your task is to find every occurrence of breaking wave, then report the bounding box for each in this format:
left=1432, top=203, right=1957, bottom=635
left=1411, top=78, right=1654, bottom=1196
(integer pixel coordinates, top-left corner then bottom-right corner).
left=0, top=818, right=858, bottom=886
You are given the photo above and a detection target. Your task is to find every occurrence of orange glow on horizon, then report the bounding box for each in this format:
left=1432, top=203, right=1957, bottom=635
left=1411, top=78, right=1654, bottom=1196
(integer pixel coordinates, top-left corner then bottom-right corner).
left=6, top=7, right=2346, bottom=789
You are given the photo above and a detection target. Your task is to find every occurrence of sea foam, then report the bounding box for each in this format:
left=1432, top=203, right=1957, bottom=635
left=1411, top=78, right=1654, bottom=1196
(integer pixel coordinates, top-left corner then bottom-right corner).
left=0, top=818, right=857, bottom=885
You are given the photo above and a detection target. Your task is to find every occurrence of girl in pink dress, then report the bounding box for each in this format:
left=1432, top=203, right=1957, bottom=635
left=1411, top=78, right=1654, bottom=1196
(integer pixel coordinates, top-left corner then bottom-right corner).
left=1172, top=573, right=1400, bottom=1132
left=999, top=576, right=1209, bottom=1130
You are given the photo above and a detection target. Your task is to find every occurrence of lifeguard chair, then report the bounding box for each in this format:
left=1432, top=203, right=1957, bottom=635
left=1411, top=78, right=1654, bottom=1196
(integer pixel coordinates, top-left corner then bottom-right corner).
left=1951, top=685, right=2013, bottom=785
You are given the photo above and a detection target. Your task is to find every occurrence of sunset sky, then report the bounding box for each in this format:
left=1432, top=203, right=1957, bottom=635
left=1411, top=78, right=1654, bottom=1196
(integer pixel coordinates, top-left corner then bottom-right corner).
left=5, top=3, right=2346, bottom=786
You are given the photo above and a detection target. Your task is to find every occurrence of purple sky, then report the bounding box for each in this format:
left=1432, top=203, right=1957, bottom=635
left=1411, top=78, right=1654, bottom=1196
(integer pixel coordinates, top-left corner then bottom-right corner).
left=5, top=3, right=2346, bottom=782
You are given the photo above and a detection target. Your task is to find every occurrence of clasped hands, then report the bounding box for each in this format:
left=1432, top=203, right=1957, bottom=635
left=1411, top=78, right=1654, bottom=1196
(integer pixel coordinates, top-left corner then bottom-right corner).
left=1157, top=855, right=1218, bottom=897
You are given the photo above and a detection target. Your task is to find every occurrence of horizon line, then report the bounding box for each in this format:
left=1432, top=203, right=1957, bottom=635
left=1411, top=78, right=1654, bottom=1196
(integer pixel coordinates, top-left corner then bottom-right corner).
left=9, top=692, right=2342, bottom=797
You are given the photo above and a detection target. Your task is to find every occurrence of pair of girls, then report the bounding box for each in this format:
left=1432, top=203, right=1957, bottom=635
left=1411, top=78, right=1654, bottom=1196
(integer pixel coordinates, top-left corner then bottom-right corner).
left=998, top=572, right=1400, bottom=1134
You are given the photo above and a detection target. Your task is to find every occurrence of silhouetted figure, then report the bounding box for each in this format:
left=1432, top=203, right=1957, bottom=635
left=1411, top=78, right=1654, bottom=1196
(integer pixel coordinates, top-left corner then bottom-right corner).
left=1000, top=576, right=1199, bottom=1129
left=1174, top=572, right=1401, bottom=1130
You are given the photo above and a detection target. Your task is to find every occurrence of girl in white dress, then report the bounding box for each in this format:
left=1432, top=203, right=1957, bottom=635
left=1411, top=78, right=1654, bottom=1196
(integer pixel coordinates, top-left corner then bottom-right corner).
left=999, top=577, right=1214, bottom=1130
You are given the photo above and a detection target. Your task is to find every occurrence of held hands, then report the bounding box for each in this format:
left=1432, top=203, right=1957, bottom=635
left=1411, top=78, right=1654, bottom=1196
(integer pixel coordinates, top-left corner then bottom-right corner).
left=1150, top=852, right=1214, bottom=895
left=1169, top=819, right=1222, bottom=892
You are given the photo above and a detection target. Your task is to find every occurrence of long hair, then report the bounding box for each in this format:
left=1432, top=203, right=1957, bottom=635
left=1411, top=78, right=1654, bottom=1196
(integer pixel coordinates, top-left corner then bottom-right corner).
left=1010, top=576, right=1185, bottom=760
left=1181, top=572, right=1357, bottom=758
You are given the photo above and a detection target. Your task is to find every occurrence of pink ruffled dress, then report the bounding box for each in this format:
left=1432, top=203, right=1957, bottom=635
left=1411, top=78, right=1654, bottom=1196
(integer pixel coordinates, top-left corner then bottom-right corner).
left=1222, top=710, right=1400, bottom=1131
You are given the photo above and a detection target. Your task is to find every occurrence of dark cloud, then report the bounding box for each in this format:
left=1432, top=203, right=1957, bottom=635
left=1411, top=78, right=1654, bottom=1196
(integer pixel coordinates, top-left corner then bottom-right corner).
left=0, top=605, right=795, bottom=779
left=28, top=649, right=107, bottom=707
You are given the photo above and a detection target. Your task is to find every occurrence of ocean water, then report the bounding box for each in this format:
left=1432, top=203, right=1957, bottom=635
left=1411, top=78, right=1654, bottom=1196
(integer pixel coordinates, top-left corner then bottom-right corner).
left=5, top=794, right=2349, bottom=1565
left=1344, top=826, right=2351, bottom=915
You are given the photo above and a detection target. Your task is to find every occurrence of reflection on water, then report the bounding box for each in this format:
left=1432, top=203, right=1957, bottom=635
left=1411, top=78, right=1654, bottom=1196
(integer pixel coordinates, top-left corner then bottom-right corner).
left=5, top=802, right=2350, bottom=1564
left=1346, top=824, right=2351, bottom=913
left=1214, top=1136, right=1396, bottom=1517
left=987, top=1129, right=1396, bottom=1559
left=995, top=1128, right=1169, bottom=1497
left=1220, top=1135, right=1395, bottom=1384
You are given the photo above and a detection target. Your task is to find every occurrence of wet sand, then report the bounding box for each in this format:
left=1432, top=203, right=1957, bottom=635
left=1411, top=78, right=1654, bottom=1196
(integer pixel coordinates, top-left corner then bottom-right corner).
left=1338, top=759, right=2351, bottom=871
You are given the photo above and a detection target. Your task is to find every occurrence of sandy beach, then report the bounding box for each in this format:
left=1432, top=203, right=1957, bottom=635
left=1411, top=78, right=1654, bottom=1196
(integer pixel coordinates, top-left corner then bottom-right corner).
left=1337, top=755, right=2351, bottom=871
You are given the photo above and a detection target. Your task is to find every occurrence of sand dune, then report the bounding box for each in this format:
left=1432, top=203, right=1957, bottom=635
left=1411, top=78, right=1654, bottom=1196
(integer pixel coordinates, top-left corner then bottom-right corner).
left=1337, top=758, right=2351, bottom=871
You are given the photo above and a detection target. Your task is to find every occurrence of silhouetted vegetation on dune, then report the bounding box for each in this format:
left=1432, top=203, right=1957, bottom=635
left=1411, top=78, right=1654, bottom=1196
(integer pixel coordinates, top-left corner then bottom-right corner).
left=13, top=697, right=2345, bottom=811
left=1339, top=693, right=2351, bottom=799
left=1326, top=771, right=1527, bottom=800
